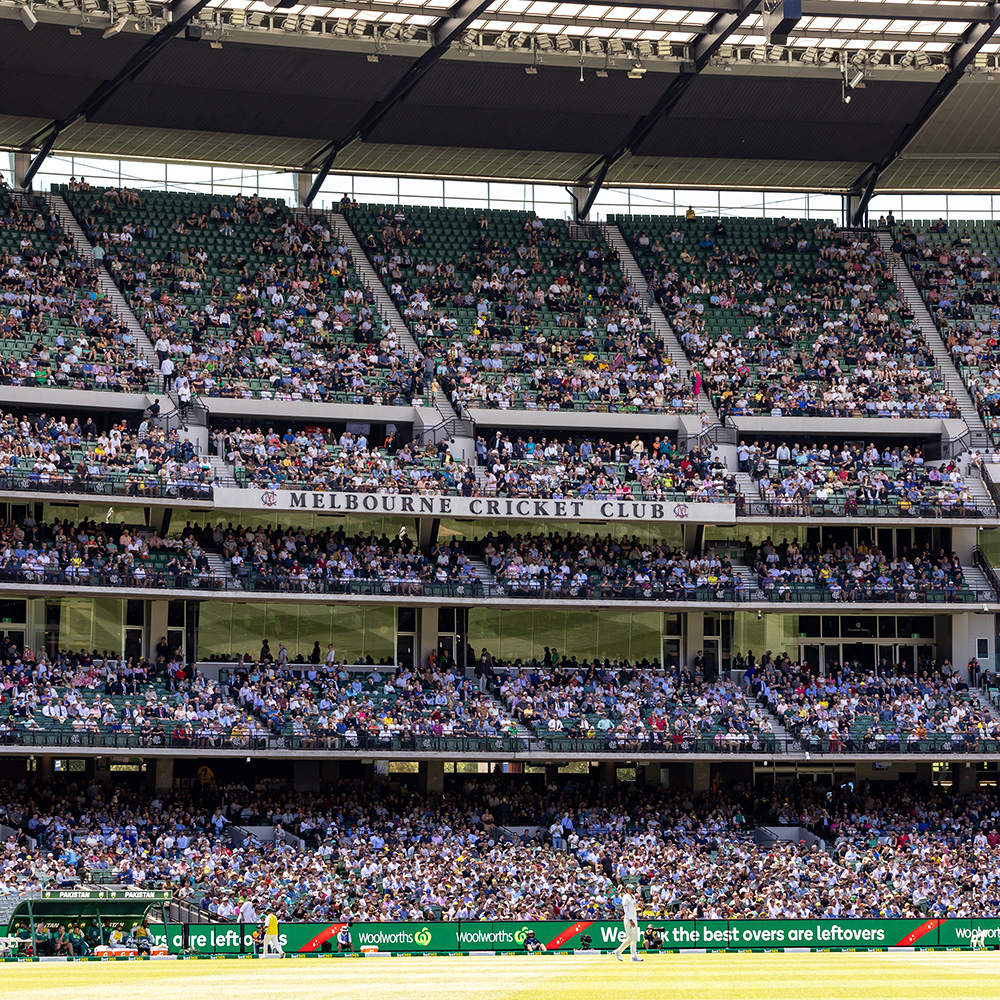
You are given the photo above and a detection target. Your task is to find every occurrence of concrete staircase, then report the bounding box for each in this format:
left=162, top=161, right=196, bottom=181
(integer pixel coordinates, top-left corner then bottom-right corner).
left=469, top=556, right=497, bottom=594
left=48, top=191, right=162, bottom=384
left=877, top=229, right=989, bottom=449
left=733, top=471, right=763, bottom=506
left=961, top=562, right=995, bottom=601
left=602, top=221, right=731, bottom=443
left=326, top=210, right=460, bottom=423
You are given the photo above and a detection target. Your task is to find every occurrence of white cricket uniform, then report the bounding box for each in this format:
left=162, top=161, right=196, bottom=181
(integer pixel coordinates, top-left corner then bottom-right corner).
left=614, top=891, right=640, bottom=958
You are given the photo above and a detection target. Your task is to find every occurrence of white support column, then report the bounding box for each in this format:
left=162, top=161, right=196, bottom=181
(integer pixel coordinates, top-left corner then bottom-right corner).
left=13, top=152, right=31, bottom=190
left=296, top=172, right=313, bottom=209
left=418, top=607, right=439, bottom=668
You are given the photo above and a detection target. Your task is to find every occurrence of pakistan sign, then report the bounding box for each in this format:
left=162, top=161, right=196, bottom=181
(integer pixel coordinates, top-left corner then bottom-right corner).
left=141, top=918, right=981, bottom=954
left=211, top=487, right=736, bottom=525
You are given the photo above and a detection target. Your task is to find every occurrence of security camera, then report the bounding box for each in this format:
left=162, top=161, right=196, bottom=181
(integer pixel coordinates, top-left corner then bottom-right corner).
left=757, top=610, right=762, bottom=621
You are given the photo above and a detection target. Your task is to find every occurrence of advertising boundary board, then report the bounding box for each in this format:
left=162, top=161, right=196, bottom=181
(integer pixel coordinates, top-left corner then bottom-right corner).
left=94, top=919, right=997, bottom=955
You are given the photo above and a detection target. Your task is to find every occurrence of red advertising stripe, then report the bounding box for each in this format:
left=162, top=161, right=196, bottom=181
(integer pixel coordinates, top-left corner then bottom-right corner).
left=544, top=921, right=595, bottom=951
left=300, top=923, right=347, bottom=953
left=894, top=919, right=943, bottom=947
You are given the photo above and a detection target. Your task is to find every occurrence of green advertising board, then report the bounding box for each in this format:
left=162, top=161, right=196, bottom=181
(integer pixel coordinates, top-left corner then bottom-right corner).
left=141, top=917, right=958, bottom=955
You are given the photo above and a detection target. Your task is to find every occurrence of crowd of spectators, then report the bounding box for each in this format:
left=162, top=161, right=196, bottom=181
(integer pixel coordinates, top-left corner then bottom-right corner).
left=210, top=522, right=481, bottom=595
left=5, top=774, right=1000, bottom=921
left=0, top=517, right=221, bottom=590
left=752, top=654, right=996, bottom=750
left=497, top=659, right=772, bottom=749
left=0, top=407, right=214, bottom=498
left=738, top=439, right=979, bottom=516
left=476, top=433, right=736, bottom=502
left=479, top=531, right=742, bottom=600
left=214, top=424, right=475, bottom=495
left=629, top=220, right=958, bottom=419
left=72, top=191, right=429, bottom=405
left=744, top=534, right=968, bottom=602
left=0, top=196, right=151, bottom=392
left=895, top=220, right=1000, bottom=441
left=356, top=206, right=696, bottom=413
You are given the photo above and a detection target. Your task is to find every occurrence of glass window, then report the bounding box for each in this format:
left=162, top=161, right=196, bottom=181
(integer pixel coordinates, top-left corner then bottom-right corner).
left=444, top=179, right=490, bottom=204
left=399, top=178, right=445, bottom=201
left=762, top=191, right=807, bottom=219
left=353, top=175, right=399, bottom=201
left=628, top=188, right=676, bottom=215
left=946, top=193, right=993, bottom=220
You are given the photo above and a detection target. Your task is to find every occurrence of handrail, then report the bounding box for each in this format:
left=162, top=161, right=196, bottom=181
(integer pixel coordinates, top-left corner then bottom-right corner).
left=0, top=728, right=992, bottom=755
left=0, top=568, right=986, bottom=604
left=742, top=499, right=988, bottom=520
left=977, top=465, right=1000, bottom=514
left=974, top=546, right=1000, bottom=601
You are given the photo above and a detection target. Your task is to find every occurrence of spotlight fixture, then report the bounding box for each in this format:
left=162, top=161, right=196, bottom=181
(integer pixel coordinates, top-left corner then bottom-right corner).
left=398, top=24, right=415, bottom=39
left=19, top=4, right=37, bottom=29
left=299, top=14, right=314, bottom=30
left=494, top=30, right=510, bottom=47
left=350, top=18, right=367, bottom=36
left=282, top=15, right=298, bottom=30
left=555, top=34, right=573, bottom=52
left=768, top=44, right=784, bottom=61
left=102, top=13, right=128, bottom=36
left=718, top=43, right=733, bottom=59
left=635, top=39, right=652, bottom=59
left=627, top=62, right=646, bottom=78
left=819, top=48, right=836, bottom=62
left=800, top=46, right=818, bottom=63
left=535, top=33, right=552, bottom=50
left=382, top=22, right=400, bottom=39
left=228, top=9, right=245, bottom=26
left=247, top=12, right=263, bottom=25
left=975, top=52, right=989, bottom=69
left=607, top=37, right=625, bottom=55
left=654, top=39, right=671, bottom=57
left=131, top=0, right=149, bottom=13
left=750, top=44, right=766, bottom=61
left=913, top=50, right=930, bottom=67
left=511, top=31, right=527, bottom=46
left=332, top=17, right=348, bottom=34
left=585, top=37, right=603, bottom=54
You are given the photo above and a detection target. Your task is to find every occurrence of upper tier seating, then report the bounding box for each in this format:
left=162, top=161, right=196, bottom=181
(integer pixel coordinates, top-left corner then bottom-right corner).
left=619, top=214, right=958, bottom=419
left=59, top=187, right=430, bottom=405
left=347, top=204, right=696, bottom=413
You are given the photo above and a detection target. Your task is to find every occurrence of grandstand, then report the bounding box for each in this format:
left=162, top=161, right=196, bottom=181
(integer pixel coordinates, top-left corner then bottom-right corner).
left=5, top=0, right=1000, bottom=977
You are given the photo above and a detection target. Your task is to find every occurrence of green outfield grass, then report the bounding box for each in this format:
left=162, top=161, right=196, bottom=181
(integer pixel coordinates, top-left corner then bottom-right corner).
left=0, top=952, right=995, bottom=1000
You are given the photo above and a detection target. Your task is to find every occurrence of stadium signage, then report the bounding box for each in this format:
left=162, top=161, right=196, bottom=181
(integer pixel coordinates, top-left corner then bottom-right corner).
left=211, top=488, right=736, bottom=524
left=128, top=918, right=985, bottom=955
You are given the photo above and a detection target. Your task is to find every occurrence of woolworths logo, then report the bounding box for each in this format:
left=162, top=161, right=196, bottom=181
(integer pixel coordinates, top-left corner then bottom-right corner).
left=414, top=928, right=432, bottom=947
left=357, top=929, right=420, bottom=945
left=458, top=926, right=532, bottom=945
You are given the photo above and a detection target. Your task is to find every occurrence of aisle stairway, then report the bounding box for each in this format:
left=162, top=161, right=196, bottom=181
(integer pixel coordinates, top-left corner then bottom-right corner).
left=49, top=191, right=162, bottom=383
left=325, top=210, right=463, bottom=424
left=877, top=229, right=989, bottom=448
left=602, top=221, right=732, bottom=443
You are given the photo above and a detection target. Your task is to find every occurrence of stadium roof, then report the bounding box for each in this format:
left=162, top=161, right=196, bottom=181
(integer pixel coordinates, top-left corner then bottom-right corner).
left=3, top=0, right=1000, bottom=195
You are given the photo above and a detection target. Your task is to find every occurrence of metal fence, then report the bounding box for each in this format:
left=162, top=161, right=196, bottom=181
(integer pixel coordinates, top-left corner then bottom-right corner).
left=0, top=729, right=992, bottom=755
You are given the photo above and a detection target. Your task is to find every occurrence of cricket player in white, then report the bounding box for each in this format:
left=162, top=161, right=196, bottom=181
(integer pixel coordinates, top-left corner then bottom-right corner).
left=612, top=885, right=642, bottom=962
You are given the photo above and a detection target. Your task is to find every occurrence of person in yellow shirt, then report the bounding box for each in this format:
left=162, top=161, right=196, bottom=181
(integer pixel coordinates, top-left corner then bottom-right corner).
left=262, top=913, right=283, bottom=957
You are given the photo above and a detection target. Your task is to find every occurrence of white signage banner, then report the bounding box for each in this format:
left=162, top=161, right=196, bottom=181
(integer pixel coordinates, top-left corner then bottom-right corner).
left=211, top=488, right=736, bottom=524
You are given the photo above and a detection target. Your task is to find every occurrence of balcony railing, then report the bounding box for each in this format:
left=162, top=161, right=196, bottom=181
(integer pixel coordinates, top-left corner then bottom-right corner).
left=0, top=729, right=991, bottom=755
